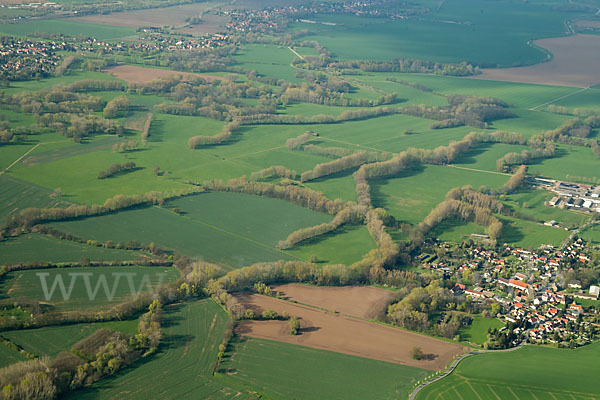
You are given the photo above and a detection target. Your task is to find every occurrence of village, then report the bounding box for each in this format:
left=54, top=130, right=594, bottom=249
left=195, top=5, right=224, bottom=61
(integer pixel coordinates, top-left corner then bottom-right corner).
left=421, top=237, right=600, bottom=348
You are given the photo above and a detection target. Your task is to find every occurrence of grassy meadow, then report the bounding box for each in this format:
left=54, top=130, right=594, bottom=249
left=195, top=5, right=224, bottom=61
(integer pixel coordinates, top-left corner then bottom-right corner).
left=416, top=341, right=600, bottom=400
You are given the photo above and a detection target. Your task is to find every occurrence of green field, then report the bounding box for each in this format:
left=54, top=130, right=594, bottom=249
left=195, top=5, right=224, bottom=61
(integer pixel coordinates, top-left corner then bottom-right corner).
left=371, top=164, right=508, bottom=225
left=459, top=316, right=504, bottom=346
left=528, top=145, right=600, bottom=183
left=0, top=234, right=146, bottom=265
left=430, top=219, right=487, bottom=243
left=284, top=224, right=377, bottom=265
left=454, top=143, right=530, bottom=173
left=224, top=337, right=429, bottom=400
left=1, top=319, right=138, bottom=359
left=0, top=343, right=27, bottom=368
left=579, top=223, right=600, bottom=245
left=290, top=0, right=575, bottom=66
left=0, top=266, right=179, bottom=313
left=48, top=192, right=331, bottom=266
left=0, top=175, right=72, bottom=220
left=233, top=43, right=303, bottom=83
left=73, top=300, right=254, bottom=399
left=498, top=216, right=571, bottom=249
left=0, top=19, right=136, bottom=40
left=416, top=342, right=600, bottom=400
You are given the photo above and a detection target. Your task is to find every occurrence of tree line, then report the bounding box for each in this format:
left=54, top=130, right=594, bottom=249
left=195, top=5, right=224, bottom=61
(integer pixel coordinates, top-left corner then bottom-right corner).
left=188, top=120, right=241, bottom=148
left=97, top=162, right=137, bottom=179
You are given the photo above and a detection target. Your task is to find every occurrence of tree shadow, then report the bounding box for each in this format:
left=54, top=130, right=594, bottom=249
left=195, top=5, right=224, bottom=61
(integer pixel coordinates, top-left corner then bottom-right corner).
left=146, top=119, right=164, bottom=143
left=422, top=353, right=438, bottom=361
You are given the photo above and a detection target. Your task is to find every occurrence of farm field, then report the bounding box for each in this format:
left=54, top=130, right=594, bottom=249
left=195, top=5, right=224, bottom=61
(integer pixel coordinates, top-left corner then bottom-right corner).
left=371, top=164, right=508, bottom=225
left=0, top=19, right=136, bottom=40
left=73, top=300, right=255, bottom=399
left=0, top=234, right=146, bottom=265
left=235, top=293, right=469, bottom=370
left=48, top=192, right=331, bottom=265
left=224, top=337, right=429, bottom=400
left=579, top=223, right=600, bottom=244
left=429, top=219, right=486, bottom=243
left=0, top=266, right=180, bottom=313
left=528, top=145, right=600, bottom=183
left=474, top=35, right=600, bottom=87
left=415, top=342, right=600, bottom=400
left=0, top=175, right=71, bottom=220
left=1, top=319, right=138, bottom=358
left=0, top=343, right=26, bottom=368
left=283, top=225, right=377, bottom=265
left=102, top=65, right=226, bottom=84
left=269, top=283, right=396, bottom=319
left=71, top=3, right=229, bottom=33
left=498, top=216, right=571, bottom=249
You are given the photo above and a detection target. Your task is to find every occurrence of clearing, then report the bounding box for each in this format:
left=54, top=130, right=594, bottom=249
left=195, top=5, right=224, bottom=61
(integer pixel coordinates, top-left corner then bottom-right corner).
left=235, top=293, right=469, bottom=371
left=270, top=283, right=396, bottom=319
left=474, top=34, right=600, bottom=87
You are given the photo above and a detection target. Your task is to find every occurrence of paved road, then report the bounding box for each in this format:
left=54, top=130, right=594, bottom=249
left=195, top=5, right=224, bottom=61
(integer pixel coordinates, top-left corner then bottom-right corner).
left=408, top=342, right=525, bottom=400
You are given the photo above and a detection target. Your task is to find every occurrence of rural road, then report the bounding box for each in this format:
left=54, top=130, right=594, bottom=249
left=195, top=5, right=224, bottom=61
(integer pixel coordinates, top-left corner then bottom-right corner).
left=408, top=342, right=525, bottom=400
left=0, top=143, right=40, bottom=176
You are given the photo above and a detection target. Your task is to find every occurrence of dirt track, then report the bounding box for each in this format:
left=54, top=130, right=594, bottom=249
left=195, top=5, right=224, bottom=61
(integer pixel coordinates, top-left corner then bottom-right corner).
left=235, top=293, right=469, bottom=371
left=271, top=283, right=396, bottom=319
left=102, top=65, right=224, bottom=84
left=473, top=34, right=600, bottom=88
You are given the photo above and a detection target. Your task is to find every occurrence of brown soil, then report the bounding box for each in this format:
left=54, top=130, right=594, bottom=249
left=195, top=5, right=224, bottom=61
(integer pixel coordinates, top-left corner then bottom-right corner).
left=71, top=3, right=229, bottom=33
left=235, top=293, right=469, bottom=371
left=473, top=34, right=600, bottom=88
left=102, top=65, right=224, bottom=83
left=271, top=283, right=397, bottom=319
left=575, top=20, right=600, bottom=29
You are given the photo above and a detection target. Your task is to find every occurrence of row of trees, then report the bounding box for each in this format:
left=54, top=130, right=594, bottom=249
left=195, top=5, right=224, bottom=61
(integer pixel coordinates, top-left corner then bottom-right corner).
left=188, top=120, right=240, bottom=148
left=300, top=150, right=386, bottom=182
left=103, top=95, right=130, bottom=119
left=249, top=166, right=297, bottom=181
left=97, top=162, right=137, bottom=179
left=278, top=204, right=366, bottom=249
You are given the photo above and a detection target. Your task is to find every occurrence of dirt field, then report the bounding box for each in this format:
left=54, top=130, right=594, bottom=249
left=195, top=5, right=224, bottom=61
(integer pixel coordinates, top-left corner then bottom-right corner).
left=271, top=283, right=396, bottom=319
left=103, top=65, right=225, bottom=83
left=71, top=3, right=229, bottom=34
left=575, top=20, right=600, bottom=29
left=235, top=293, right=469, bottom=371
left=473, top=34, right=600, bottom=88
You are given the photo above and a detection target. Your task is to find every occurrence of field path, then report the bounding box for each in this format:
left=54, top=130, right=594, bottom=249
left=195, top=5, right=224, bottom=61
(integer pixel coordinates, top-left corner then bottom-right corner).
left=529, top=86, right=590, bottom=111
left=446, top=164, right=512, bottom=176
left=408, top=343, right=525, bottom=400
left=287, top=46, right=304, bottom=61
left=0, top=143, right=40, bottom=176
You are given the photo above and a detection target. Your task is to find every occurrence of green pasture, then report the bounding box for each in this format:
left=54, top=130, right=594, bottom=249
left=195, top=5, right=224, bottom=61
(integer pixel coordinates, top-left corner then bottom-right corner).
left=528, top=145, right=600, bottom=183
left=429, top=220, right=486, bottom=243
left=0, top=234, right=146, bottom=265
left=346, top=77, right=448, bottom=107
left=416, top=341, right=600, bottom=400
left=453, top=142, right=530, bottom=172
left=0, top=266, right=179, bottom=313
left=234, top=43, right=303, bottom=83
left=74, top=300, right=254, bottom=399
left=48, top=192, right=331, bottom=266
left=0, top=19, right=136, bottom=40
left=2, top=70, right=120, bottom=94
left=358, top=73, right=578, bottom=110
left=305, top=169, right=358, bottom=202
left=498, top=216, right=570, bottom=249
left=224, top=337, right=429, bottom=400
left=371, top=164, right=507, bottom=225
left=552, top=87, right=600, bottom=111
left=501, top=188, right=590, bottom=227
left=284, top=224, right=377, bottom=265
left=1, top=319, right=138, bottom=359
left=458, top=316, right=504, bottom=345
left=579, top=223, right=600, bottom=245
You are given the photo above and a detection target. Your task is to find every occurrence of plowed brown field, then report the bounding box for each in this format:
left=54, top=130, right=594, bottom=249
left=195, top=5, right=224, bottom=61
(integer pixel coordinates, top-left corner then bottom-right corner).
left=271, top=283, right=396, bottom=319
left=474, top=34, right=600, bottom=87
left=235, top=293, right=469, bottom=371
left=103, top=65, right=224, bottom=83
